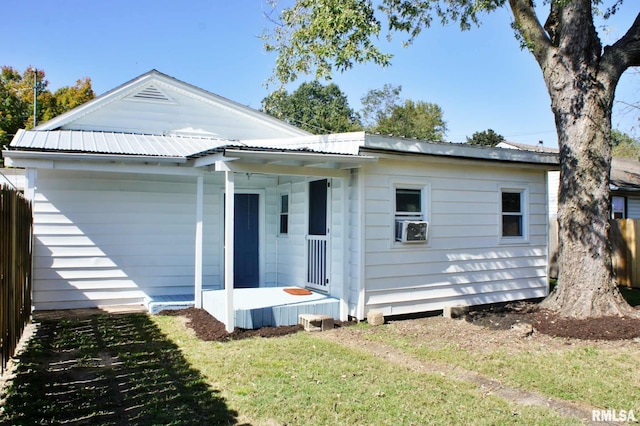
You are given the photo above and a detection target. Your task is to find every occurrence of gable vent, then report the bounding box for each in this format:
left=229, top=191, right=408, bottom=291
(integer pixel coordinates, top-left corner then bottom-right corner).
left=130, top=85, right=172, bottom=102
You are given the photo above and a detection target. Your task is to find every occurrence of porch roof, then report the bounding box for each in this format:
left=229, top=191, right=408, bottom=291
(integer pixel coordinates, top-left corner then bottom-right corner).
left=3, top=129, right=377, bottom=174
left=7, top=129, right=231, bottom=157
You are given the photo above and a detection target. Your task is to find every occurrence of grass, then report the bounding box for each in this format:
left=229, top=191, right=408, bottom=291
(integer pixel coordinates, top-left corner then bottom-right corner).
left=361, top=322, right=640, bottom=412
left=1, top=313, right=581, bottom=425
left=0, top=314, right=238, bottom=425
left=153, top=316, right=578, bottom=425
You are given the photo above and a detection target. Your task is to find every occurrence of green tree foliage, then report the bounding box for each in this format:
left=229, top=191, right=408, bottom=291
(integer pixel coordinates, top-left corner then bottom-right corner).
left=262, top=81, right=361, bottom=134
left=264, top=1, right=640, bottom=318
left=375, top=100, right=447, bottom=141
left=0, top=66, right=95, bottom=150
left=360, top=84, right=402, bottom=129
left=46, top=77, right=94, bottom=119
left=611, top=130, right=640, bottom=158
left=360, top=84, right=447, bottom=140
left=466, top=129, right=505, bottom=147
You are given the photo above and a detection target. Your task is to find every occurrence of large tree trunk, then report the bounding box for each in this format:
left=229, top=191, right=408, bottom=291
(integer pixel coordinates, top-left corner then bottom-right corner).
left=509, top=0, right=639, bottom=318
left=541, top=81, right=634, bottom=318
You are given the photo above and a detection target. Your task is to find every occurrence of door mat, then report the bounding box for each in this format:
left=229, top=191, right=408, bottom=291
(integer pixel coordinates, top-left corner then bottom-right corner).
left=284, top=288, right=313, bottom=296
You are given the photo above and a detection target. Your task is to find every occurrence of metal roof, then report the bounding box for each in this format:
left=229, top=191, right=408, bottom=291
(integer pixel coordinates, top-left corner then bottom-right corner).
left=365, top=134, right=559, bottom=166
left=9, top=129, right=229, bottom=157
left=6, top=130, right=560, bottom=170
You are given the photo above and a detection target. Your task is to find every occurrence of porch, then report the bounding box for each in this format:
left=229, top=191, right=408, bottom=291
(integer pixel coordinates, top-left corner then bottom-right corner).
left=145, top=287, right=340, bottom=329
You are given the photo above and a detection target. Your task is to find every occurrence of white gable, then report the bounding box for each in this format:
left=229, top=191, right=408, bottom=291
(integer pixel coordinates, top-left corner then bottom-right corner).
left=36, top=70, right=310, bottom=141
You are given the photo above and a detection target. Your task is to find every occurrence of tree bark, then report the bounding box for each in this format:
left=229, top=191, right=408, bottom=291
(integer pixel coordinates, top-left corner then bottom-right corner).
left=509, top=0, right=640, bottom=318
left=543, top=80, right=634, bottom=318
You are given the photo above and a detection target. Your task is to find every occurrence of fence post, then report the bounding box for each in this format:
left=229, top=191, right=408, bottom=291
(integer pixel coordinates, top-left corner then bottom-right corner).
left=0, top=185, right=33, bottom=374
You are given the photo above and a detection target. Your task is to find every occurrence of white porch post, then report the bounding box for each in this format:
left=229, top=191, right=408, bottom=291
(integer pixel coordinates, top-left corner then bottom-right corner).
left=194, top=175, right=204, bottom=309
left=224, top=170, right=235, bottom=332
left=24, top=169, right=37, bottom=202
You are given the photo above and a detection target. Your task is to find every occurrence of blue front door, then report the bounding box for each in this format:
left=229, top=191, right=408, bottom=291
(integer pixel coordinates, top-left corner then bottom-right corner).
left=234, top=193, right=259, bottom=288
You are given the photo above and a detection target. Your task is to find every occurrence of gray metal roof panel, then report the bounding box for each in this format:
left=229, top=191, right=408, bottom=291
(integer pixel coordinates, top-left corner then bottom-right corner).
left=9, top=129, right=230, bottom=157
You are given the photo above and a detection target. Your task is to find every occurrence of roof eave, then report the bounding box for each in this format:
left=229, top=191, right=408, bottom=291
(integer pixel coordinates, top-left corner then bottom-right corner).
left=3, top=149, right=187, bottom=164
left=363, top=134, right=559, bottom=167
left=222, top=148, right=377, bottom=165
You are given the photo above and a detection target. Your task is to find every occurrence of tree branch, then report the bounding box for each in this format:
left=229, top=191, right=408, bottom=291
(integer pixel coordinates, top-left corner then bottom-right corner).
left=601, top=12, right=640, bottom=87
left=507, top=0, right=552, bottom=65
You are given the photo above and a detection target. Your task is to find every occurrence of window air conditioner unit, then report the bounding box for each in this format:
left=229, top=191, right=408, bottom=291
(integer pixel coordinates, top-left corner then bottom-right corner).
left=395, top=220, right=429, bottom=243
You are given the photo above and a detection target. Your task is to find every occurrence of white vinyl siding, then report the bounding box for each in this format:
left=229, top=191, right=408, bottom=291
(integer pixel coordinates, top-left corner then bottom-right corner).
left=31, top=169, right=283, bottom=310
left=32, top=170, right=204, bottom=309
left=329, top=178, right=345, bottom=303
left=272, top=179, right=308, bottom=287
left=547, top=171, right=559, bottom=219
left=347, top=169, right=364, bottom=318
left=626, top=196, right=640, bottom=219
left=60, top=78, right=307, bottom=140
left=360, top=158, right=549, bottom=317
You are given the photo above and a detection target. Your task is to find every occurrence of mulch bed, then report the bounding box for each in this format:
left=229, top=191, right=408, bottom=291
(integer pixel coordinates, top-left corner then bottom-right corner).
left=160, top=307, right=355, bottom=342
left=464, top=301, right=640, bottom=340
left=162, top=301, right=640, bottom=343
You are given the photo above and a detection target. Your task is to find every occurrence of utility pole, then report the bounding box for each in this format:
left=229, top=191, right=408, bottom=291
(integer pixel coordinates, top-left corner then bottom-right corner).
left=33, top=68, right=37, bottom=127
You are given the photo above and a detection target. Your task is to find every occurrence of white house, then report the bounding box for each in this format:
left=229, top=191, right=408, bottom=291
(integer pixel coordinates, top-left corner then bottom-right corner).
left=3, top=70, right=559, bottom=330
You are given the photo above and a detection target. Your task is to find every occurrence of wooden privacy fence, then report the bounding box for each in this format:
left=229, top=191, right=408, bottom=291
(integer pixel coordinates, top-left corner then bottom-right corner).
left=548, top=218, right=640, bottom=288
left=0, top=185, right=33, bottom=374
left=611, top=219, right=640, bottom=288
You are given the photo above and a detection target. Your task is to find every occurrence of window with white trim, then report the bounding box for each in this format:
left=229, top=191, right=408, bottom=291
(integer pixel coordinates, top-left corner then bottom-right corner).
left=279, top=193, right=289, bottom=235
left=396, top=188, right=423, bottom=221
left=393, top=182, right=430, bottom=244
left=501, top=189, right=526, bottom=238
left=612, top=196, right=626, bottom=219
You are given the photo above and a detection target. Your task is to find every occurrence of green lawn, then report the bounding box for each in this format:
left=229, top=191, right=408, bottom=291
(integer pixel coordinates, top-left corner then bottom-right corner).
left=0, top=313, right=586, bottom=425
left=362, top=322, right=640, bottom=411
left=154, top=316, right=579, bottom=425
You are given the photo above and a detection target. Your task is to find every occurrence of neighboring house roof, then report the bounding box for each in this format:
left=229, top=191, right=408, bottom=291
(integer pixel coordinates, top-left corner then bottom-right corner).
left=496, top=141, right=559, bottom=154
left=611, top=157, right=640, bottom=192
left=497, top=140, right=640, bottom=192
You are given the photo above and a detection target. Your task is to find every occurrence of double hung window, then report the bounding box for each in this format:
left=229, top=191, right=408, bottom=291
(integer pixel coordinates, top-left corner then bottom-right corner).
left=500, top=188, right=527, bottom=240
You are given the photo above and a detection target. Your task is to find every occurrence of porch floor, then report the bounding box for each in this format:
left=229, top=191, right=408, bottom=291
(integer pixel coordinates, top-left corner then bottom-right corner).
left=202, top=287, right=340, bottom=329
left=145, top=287, right=340, bottom=329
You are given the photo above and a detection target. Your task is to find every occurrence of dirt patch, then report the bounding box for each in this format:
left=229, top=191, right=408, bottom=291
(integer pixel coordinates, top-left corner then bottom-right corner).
left=160, top=307, right=355, bottom=342
left=529, top=309, right=640, bottom=340
left=464, top=301, right=640, bottom=340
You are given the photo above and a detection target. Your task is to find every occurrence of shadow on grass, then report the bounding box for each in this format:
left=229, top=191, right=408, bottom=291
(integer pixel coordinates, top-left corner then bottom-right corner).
left=0, top=313, right=242, bottom=425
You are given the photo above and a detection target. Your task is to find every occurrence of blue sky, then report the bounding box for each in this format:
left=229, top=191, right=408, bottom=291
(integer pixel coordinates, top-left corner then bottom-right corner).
left=3, top=1, right=638, bottom=147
